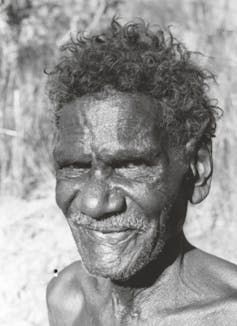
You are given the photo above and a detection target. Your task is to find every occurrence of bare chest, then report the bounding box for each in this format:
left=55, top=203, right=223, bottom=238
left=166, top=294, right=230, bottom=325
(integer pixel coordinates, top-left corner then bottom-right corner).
left=73, top=299, right=237, bottom=326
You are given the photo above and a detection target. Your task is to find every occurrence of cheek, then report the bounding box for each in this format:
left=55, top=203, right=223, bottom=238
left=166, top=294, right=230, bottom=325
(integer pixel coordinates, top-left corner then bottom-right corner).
left=134, top=168, right=183, bottom=216
left=113, top=166, right=169, bottom=216
left=119, top=180, right=167, bottom=218
left=141, top=186, right=168, bottom=216
left=55, top=178, right=80, bottom=214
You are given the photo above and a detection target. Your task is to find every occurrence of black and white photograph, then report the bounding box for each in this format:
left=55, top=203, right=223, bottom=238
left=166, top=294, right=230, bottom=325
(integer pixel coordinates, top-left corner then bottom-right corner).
left=1, top=1, right=237, bottom=325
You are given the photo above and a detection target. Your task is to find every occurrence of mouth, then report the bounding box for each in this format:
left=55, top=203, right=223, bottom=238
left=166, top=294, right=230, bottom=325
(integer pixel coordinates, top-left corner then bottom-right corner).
left=81, top=225, right=138, bottom=233
left=69, top=211, right=146, bottom=245
left=77, top=225, right=140, bottom=245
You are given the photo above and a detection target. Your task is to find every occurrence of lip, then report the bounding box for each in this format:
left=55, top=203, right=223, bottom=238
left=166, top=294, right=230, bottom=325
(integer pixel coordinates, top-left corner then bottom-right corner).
left=72, top=217, right=143, bottom=233
left=83, top=226, right=136, bottom=233
left=80, top=226, right=138, bottom=244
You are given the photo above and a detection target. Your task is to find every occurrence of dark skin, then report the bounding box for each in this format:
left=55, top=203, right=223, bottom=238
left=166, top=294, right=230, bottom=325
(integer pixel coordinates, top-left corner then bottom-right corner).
left=47, top=92, right=237, bottom=325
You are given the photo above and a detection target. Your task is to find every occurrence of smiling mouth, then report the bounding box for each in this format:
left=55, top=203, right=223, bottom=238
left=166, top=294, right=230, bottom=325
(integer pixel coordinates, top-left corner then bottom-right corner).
left=83, top=226, right=138, bottom=233
left=78, top=226, right=139, bottom=244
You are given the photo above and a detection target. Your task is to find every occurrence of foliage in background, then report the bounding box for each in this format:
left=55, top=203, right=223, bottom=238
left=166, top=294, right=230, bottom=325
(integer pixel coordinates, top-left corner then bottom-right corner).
left=0, top=0, right=237, bottom=223
left=1, top=2, right=237, bottom=326
left=0, top=0, right=122, bottom=197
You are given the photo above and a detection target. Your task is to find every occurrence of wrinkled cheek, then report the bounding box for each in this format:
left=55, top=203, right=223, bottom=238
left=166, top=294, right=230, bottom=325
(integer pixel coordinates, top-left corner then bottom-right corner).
left=55, top=179, right=78, bottom=214
left=134, top=183, right=167, bottom=217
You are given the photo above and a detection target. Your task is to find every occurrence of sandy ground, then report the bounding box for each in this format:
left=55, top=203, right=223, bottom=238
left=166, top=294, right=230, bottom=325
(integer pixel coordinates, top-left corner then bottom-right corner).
left=1, top=184, right=237, bottom=326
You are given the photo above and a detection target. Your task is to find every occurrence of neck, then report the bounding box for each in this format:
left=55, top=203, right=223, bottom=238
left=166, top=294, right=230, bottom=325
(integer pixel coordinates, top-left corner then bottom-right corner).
left=108, top=232, right=189, bottom=318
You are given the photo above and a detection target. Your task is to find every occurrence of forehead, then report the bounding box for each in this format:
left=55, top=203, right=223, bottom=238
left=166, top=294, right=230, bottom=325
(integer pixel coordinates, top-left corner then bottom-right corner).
left=55, top=92, right=164, bottom=163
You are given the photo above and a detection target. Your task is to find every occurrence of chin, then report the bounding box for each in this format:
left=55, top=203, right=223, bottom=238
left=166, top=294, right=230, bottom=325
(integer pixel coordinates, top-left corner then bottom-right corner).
left=85, top=241, right=166, bottom=282
left=70, top=223, right=166, bottom=282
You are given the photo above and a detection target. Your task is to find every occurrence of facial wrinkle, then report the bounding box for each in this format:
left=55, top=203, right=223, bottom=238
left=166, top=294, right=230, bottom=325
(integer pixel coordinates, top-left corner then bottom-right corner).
left=83, top=94, right=162, bottom=162
left=117, top=94, right=162, bottom=152
left=55, top=102, right=92, bottom=164
left=84, top=98, right=124, bottom=161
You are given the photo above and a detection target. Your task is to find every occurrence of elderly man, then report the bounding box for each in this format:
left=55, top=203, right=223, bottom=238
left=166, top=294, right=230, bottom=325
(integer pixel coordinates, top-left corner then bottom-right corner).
left=46, top=19, right=237, bottom=325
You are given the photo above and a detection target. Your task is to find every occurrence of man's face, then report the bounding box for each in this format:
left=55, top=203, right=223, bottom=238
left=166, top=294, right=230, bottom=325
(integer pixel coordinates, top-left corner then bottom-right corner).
left=54, top=92, right=189, bottom=281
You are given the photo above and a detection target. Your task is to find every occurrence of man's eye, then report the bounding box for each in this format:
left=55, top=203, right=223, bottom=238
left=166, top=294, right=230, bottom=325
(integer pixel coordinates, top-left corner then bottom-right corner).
left=111, top=159, right=151, bottom=169
left=57, top=163, right=91, bottom=177
left=113, top=163, right=137, bottom=169
left=66, top=163, right=91, bottom=169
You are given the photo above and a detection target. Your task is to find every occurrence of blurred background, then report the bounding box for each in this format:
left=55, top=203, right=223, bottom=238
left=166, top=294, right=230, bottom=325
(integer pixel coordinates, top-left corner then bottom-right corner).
left=0, top=0, right=237, bottom=325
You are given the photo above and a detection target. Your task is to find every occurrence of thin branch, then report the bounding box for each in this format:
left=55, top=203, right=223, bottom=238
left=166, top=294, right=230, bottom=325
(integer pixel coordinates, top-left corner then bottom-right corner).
left=87, top=0, right=108, bottom=33
left=0, top=127, right=18, bottom=137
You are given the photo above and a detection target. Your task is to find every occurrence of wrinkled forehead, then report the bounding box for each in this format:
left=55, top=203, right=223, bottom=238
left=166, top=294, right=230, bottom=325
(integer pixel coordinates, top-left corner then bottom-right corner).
left=57, top=92, right=164, bottom=158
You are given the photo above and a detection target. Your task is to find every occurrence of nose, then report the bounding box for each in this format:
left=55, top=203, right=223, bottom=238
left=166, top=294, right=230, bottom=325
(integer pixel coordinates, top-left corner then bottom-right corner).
left=72, top=181, right=126, bottom=219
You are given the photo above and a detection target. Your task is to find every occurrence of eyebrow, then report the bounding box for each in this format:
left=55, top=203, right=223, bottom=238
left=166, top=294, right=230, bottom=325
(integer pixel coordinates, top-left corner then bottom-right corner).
left=54, top=147, right=161, bottom=168
left=95, top=148, right=161, bottom=165
left=54, top=150, right=92, bottom=168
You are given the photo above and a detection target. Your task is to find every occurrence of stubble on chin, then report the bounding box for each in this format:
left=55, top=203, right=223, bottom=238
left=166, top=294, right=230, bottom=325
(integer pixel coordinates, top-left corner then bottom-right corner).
left=67, top=210, right=168, bottom=282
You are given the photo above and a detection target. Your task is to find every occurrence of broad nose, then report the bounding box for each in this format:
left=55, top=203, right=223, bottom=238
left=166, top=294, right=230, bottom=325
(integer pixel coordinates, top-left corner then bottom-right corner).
left=72, top=181, right=126, bottom=219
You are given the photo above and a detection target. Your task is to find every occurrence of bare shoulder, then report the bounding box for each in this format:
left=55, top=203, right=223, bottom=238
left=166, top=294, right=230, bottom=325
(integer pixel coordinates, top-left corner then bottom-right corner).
left=47, top=260, right=85, bottom=302
left=191, top=248, right=237, bottom=286
left=46, top=260, right=89, bottom=326
left=182, top=247, right=237, bottom=298
left=46, top=261, right=110, bottom=325
left=177, top=248, right=237, bottom=323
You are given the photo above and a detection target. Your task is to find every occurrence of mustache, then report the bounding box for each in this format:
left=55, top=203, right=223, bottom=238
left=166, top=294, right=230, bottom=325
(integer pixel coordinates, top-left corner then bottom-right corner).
left=68, top=207, right=168, bottom=234
left=68, top=211, right=149, bottom=232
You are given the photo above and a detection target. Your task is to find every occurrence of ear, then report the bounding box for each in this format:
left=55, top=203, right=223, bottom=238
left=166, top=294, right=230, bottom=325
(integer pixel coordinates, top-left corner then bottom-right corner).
left=186, top=140, right=213, bottom=204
